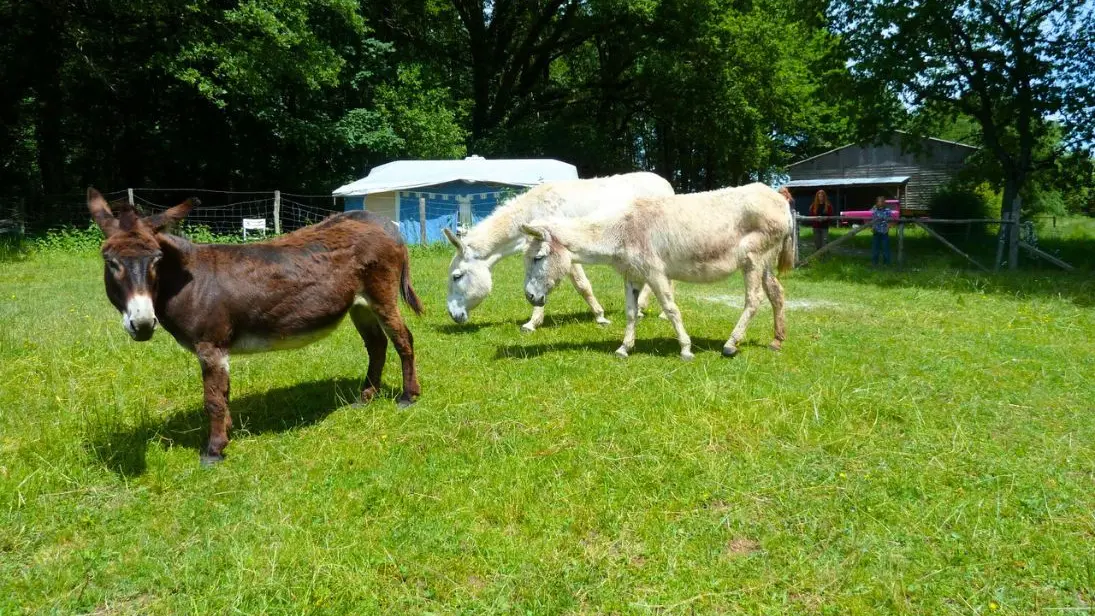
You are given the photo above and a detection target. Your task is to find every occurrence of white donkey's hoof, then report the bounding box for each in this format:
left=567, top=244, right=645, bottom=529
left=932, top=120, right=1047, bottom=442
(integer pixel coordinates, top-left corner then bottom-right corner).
left=520, top=323, right=536, bottom=333
left=722, top=345, right=738, bottom=358
left=595, top=316, right=612, bottom=326
left=614, top=347, right=629, bottom=359
left=680, top=351, right=695, bottom=361
left=658, top=312, right=669, bottom=320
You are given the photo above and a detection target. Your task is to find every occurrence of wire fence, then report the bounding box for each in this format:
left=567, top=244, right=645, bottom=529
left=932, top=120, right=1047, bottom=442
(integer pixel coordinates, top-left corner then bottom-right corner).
left=1, top=186, right=523, bottom=245
left=794, top=215, right=1080, bottom=272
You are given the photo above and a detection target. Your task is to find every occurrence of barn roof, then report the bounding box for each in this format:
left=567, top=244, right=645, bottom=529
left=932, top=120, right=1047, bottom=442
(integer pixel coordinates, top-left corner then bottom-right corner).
left=782, top=175, right=911, bottom=189
left=788, top=132, right=978, bottom=169
left=332, top=156, right=578, bottom=196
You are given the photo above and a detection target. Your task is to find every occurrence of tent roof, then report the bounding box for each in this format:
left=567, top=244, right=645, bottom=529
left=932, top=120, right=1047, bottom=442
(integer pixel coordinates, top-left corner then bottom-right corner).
left=782, top=175, right=911, bottom=189
left=332, top=156, right=578, bottom=196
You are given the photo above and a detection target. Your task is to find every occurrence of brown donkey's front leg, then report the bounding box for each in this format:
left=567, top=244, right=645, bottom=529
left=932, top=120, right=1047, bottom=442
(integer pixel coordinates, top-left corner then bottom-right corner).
left=196, top=343, right=231, bottom=465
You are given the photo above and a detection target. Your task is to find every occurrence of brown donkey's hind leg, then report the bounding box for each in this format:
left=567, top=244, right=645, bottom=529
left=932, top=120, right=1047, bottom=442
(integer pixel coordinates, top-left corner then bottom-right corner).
left=196, top=343, right=231, bottom=465
left=374, top=299, right=419, bottom=407
left=349, top=299, right=389, bottom=403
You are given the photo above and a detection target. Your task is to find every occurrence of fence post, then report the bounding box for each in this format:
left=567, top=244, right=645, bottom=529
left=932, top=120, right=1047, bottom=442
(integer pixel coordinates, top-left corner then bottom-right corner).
left=1008, top=196, right=1021, bottom=271
left=792, top=213, right=800, bottom=266
left=127, top=188, right=134, bottom=206
left=419, top=197, right=427, bottom=245
left=273, top=190, right=282, bottom=234
left=897, top=221, right=905, bottom=269
left=994, top=213, right=1008, bottom=272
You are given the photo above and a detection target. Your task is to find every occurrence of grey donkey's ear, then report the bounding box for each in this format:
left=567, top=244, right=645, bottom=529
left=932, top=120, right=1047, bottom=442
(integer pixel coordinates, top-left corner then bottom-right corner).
left=443, top=227, right=466, bottom=253
left=519, top=223, right=551, bottom=244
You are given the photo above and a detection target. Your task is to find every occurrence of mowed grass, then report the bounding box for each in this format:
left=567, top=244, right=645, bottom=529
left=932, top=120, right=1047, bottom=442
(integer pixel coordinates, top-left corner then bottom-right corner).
left=1, top=244, right=1094, bottom=615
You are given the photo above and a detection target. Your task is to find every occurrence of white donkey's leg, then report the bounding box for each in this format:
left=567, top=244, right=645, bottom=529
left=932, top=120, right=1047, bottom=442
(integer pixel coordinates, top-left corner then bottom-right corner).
left=646, top=275, right=692, bottom=361
left=520, top=306, right=546, bottom=333
left=762, top=266, right=786, bottom=351
left=724, top=258, right=764, bottom=357
left=615, top=280, right=642, bottom=359
left=637, top=282, right=673, bottom=320
left=569, top=264, right=611, bottom=326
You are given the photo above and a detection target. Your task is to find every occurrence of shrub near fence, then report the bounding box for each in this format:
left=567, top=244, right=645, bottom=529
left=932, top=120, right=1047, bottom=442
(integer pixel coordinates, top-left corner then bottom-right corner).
left=9, top=186, right=522, bottom=246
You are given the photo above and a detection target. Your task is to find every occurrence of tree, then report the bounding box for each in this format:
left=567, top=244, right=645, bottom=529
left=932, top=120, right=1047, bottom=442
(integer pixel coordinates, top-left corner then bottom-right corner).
left=831, top=0, right=1095, bottom=268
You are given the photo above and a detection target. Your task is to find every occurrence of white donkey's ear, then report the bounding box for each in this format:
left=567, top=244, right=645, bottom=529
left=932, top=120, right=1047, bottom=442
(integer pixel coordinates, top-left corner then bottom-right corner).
left=443, top=228, right=465, bottom=253
left=519, top=223, right=551, bottom=244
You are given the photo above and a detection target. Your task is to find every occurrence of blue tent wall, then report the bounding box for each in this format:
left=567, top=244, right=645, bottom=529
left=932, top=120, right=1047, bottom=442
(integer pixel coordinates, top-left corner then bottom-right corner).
left=344, top=196, right=366, bottom=211
left=395, top=181, right=516, bottom=245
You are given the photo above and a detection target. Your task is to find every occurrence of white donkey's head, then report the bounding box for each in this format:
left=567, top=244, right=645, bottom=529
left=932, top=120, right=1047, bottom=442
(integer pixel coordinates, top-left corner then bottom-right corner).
left=520, top=221, right=574, bottom=307
left=444, top=228, right=502, bottom=323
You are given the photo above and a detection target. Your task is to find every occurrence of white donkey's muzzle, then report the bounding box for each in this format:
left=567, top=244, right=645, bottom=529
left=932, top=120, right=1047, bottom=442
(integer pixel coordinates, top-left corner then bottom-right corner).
left=122, top=294, right=158, bottom=341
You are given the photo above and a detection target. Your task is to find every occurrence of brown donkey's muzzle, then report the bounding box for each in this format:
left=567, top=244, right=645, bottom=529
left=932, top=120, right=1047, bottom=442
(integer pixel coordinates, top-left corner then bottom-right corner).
left=122, top=294, right=158, bottom=341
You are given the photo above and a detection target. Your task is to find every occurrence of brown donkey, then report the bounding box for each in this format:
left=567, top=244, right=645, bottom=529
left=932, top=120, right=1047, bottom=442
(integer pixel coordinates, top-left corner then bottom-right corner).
left=87, top=188, right=423, bottom=464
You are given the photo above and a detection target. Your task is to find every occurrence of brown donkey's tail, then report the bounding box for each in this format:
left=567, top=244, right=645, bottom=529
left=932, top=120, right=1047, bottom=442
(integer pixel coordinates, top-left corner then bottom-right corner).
left=400, top=247, right=424, bottom=316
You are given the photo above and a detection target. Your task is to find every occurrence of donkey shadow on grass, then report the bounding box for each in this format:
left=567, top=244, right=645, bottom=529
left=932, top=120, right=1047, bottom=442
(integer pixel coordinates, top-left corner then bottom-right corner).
left=493, top=335, right=763, bottom=360
left=85, top=377, right=392, bottom=477
left=431, top=310, right=614, bottom=335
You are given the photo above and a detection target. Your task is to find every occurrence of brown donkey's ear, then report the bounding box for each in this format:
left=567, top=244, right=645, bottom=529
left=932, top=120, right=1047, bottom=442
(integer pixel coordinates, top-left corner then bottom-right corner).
left=87, top=188, right=120, bottom=237
left=145, top=198, right=199, bottom=232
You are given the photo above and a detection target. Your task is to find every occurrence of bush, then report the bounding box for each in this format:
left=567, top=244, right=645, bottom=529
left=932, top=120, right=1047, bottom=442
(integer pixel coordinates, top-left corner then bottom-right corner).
left=927, top=186, right=994, bottom=220
left=31, top=224, right=105, bottom=254
left=1022, top=189, right=1068, bottom=217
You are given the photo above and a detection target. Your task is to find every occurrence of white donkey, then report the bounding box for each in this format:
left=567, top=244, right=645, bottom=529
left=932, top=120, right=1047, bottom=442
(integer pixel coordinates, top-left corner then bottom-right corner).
left=520, top=182, right=796, bottom=360
left=445, top=172, right=674, bottom=331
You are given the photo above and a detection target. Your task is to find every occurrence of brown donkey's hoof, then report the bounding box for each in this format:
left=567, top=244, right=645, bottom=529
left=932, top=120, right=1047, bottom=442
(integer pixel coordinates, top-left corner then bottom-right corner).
left=768, top=341, right=783, bottom=352
left=356, top=387, right=379, bottom=406
left=396, top=396, right=417, bottom=409
left=200, top=452, right=225, bottom=467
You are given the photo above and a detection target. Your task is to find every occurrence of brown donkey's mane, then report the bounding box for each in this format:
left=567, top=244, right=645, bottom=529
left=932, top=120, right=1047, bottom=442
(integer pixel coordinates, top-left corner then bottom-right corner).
left=88, top=188, right=422, bottom=464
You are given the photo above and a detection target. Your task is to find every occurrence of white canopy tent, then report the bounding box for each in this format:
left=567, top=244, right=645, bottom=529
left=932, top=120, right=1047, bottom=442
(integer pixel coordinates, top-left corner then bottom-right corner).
left=331, top=155, right=578, bottom=197
left=332, top=156, right=578, bottom=244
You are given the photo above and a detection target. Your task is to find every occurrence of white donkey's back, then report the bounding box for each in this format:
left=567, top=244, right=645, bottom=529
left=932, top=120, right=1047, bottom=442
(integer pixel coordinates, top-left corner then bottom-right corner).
left=503, top=171, right=674, bottom=225
left=628, top=183, right=792, bottom=281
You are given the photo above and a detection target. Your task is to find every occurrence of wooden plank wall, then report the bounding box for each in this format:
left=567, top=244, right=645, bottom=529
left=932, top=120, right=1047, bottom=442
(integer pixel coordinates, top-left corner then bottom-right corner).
left=789, top=135, right=974, bottom=211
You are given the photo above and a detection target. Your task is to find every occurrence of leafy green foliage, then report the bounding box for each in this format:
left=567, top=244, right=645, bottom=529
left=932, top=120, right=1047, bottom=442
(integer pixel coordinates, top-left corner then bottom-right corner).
left=339, top=65, right=467, bottom=160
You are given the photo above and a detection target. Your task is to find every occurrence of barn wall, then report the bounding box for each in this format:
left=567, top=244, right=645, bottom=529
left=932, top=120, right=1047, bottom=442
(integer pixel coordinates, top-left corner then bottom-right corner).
left=789, top=134, right=975, bottom=211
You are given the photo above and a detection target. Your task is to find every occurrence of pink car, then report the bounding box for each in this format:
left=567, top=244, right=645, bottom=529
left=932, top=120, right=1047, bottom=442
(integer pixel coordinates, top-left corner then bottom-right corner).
left=841, top=199, right=900, bottom=223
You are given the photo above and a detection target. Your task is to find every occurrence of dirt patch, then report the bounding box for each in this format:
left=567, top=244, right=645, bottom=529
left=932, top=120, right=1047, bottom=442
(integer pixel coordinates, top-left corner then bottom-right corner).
left=725, top=537, right=760, bottom=555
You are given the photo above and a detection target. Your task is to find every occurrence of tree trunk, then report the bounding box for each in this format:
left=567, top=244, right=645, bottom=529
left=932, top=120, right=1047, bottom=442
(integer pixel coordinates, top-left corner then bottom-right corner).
left=999, top=174, right=1023, bottom=270
left=31, top=5, right=66, bottom=194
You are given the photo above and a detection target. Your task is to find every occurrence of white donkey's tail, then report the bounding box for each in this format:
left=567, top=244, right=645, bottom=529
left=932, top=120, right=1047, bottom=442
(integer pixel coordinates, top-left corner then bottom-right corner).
left=777, top=205, right=797, bottom=273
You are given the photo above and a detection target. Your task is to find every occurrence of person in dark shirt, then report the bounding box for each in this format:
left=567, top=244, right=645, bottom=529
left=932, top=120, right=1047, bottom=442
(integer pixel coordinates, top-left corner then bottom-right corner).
left=870, top=196, right=892, bottom=266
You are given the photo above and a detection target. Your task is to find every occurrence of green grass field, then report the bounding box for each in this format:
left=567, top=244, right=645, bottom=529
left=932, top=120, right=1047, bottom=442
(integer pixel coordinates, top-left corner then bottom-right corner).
left=1, top=239, right=1094, bottom=614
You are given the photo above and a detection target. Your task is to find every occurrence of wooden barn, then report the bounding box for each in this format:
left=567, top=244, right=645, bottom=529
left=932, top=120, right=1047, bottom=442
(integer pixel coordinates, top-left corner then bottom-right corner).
left=783, top=132, right=977, bottom=215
